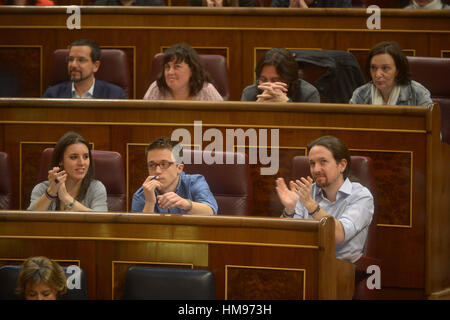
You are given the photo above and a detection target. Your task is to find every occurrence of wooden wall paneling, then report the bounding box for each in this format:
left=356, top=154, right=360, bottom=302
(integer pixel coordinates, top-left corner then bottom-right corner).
left=218, top=246, right=314, bottom=300
left=426, top=103, right=450, bottom=298
left=429, top=34, right=450, bottom=58
left=0, top=46, right=42, bottom=98
left=225, top=265, right=306, bottom=300
left=351, top=150, right=413, bottom=227
left=0, top=212, right=340, bottom=300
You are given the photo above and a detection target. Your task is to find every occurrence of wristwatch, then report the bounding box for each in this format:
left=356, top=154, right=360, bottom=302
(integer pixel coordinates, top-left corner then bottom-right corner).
left=308, top=203, right=320, bottom=216
left=282, top=209, right=295, bottom=218
left=186, top=199, right=193, bottom=212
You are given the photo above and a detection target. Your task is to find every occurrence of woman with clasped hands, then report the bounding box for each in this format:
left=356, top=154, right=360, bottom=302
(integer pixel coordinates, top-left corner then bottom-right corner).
left=27, top=131, right=107, bottom=212
left=143, top=43, right=223, bottom=101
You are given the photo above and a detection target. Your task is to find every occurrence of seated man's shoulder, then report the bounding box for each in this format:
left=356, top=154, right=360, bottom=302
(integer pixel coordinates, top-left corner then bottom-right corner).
left=183, top=173, right=208, bottom=184
left=95, top=79, right=127, bottom=99
left=132, top=185, right=145, bottom=197
left=241, top=83, right=258, bottom=101
left=42, top=81, right=72, bottom=98
left=350, top=181, right=373, bottom=199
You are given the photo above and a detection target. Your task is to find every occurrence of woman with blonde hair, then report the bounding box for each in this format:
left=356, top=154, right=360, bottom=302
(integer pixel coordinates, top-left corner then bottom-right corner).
left=16, top=256, right=67, bottom=300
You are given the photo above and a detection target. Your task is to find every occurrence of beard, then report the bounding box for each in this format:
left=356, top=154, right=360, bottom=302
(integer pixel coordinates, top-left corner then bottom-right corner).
left=70, top=70, right=93, bottom=83
left=314, top=175, right=330, bottom=188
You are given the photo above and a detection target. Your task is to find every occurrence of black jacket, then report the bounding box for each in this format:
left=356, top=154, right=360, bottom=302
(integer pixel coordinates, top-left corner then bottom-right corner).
left=43, top=79, right=127, bottom=99
left=289, top=50, right=365, bottom=103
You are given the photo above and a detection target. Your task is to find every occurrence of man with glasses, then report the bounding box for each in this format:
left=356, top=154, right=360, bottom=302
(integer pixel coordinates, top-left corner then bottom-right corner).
left=131, top=136, right=218, bottom=215
left=43, top=39, right=127, bottom=99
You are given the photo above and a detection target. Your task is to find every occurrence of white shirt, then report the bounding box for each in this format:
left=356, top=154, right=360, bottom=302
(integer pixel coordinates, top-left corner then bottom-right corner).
left=293, top=178, right=374, bottom=263
left=71, top=78, right=95, bottom=99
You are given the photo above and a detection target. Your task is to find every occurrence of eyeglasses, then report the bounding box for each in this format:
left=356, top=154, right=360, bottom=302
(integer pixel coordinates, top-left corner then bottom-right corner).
left=147, top=161, right=175, bottom=171
left=66, top=56, right=90, bottom=64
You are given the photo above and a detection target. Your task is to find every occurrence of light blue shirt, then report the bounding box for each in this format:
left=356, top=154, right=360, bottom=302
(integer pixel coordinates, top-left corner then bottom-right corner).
left=293, top=178, right=374, bottom=263
left=131, top=171, right=218, bottom=214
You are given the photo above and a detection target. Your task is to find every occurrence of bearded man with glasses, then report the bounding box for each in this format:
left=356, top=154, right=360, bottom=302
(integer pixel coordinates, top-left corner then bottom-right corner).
left=131, top=136, right=218, bottom=215
left=43, top=39, right=127, bottom=99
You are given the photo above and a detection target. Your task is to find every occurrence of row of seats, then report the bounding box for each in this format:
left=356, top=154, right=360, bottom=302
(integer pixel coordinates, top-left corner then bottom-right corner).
left=0, top=149, right=374, bottom=217
left=0, top=152, right=379, bottom=299
left=0, top=149, right=253, bottom=214
left=50, top=49, right=231, bottom=100
left=2, top=49, right=447, bottom=143
left=49, top=49, right=450, bottom=144
left=0, top=264, right=216, bottom=300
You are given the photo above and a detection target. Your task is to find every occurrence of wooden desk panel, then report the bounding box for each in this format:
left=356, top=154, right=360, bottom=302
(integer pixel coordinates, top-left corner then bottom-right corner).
left=0, top=211, right=353, bottom=300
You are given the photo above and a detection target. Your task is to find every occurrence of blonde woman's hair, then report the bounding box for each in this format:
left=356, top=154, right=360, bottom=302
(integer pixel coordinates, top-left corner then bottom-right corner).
left=16, top=256, right=67, bottom=299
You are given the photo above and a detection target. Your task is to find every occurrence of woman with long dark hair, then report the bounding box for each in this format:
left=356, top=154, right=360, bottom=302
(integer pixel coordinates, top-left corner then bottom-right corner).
left=143, top=43, right=222, bottom=101
left=28, top=131, right=107, bottom=211
left=350, top=41, right=432, bottom=106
